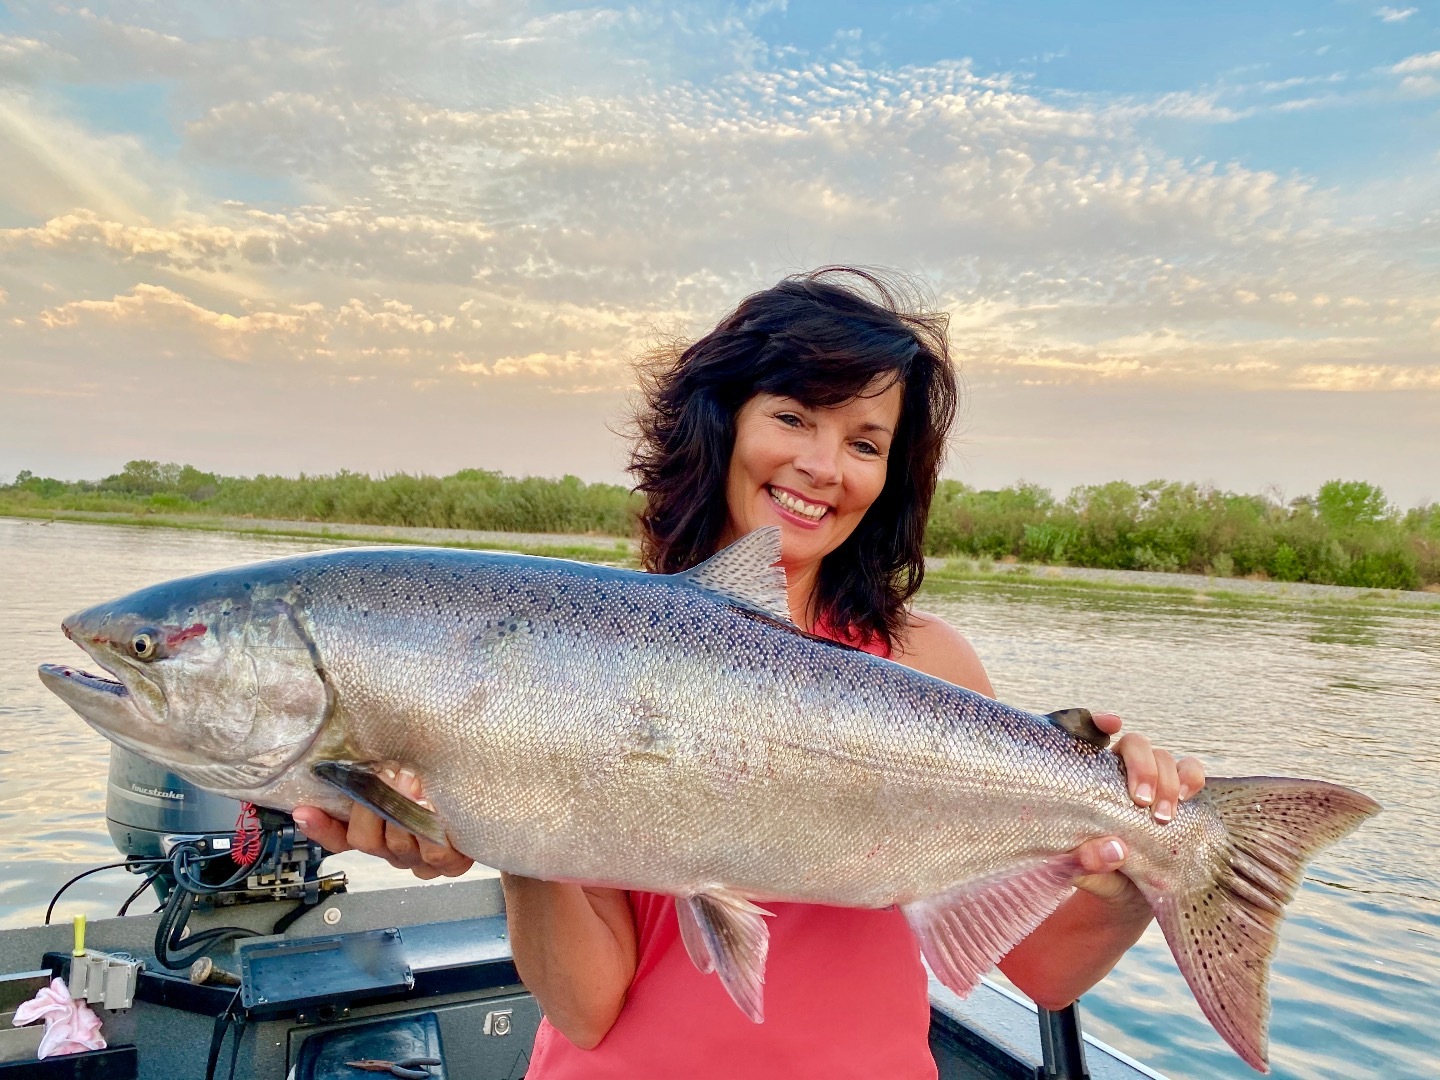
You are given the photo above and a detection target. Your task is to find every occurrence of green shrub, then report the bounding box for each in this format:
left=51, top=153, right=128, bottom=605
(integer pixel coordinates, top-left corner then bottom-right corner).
left=1269, top=544, right=1304, bottom=582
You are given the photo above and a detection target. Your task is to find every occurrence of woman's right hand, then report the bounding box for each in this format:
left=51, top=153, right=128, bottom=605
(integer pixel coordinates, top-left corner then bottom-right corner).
left=292, top=770, right=474, bottom=879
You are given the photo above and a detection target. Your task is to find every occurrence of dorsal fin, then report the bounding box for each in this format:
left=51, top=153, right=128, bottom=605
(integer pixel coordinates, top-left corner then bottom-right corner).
left=1045, top=707, right=1111, bottom=749
left=678, top=527, right=793, bottom=623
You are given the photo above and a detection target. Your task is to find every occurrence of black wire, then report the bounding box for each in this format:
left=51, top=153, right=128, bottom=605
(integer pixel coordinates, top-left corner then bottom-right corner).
left=227, top=1014, right=246, bottom=1080
left=45, top=846, right=244, bottom=926
left=116, top=870, right=162, bottom=917
left=172, top=832, right=277, bottom=895
left=269, top=899, right=312, bottom=936
left=44, top=859, right=170, bottom=925
left=156, top=887, right=253, bottom=971
left=153, top=840, right=274, bottom=970
left=204, top=987, right=242, bottom=1080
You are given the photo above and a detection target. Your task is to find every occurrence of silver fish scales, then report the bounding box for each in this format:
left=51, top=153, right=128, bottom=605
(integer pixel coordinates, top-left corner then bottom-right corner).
left=39, top=528, right=1377, bottom=1072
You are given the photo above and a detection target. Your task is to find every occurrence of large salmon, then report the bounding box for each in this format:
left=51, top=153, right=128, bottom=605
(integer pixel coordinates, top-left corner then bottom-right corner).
left=39, top=527, right=1376, bottom=1071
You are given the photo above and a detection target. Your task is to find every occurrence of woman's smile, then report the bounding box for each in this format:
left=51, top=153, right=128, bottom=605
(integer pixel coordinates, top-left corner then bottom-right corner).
left=766, top=484, right=832, bottom=525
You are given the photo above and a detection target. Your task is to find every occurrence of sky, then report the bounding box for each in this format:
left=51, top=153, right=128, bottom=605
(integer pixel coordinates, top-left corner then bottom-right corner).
left=1, top=1, right=1437, bottom=506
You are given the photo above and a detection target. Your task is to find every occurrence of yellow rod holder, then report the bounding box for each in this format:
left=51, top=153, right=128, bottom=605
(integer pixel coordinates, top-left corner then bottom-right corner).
left=72, top=913, right=86, bottom=957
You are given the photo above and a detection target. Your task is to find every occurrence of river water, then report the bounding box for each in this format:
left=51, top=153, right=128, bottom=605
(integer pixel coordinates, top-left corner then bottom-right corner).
left=0, top=517, right=1434, bottom=1079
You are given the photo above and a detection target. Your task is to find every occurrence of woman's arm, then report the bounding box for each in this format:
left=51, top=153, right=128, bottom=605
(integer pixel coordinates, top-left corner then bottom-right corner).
left=293, top=773, right=638, bottom=1049
left=897, top=610, right=1206, bottom=1010
left=500, top=875, right=637, bottom=1049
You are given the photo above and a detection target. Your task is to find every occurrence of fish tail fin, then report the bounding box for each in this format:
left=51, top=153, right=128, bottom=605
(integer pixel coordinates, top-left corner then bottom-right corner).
left=1145, top=776, right=1379, bottom=1073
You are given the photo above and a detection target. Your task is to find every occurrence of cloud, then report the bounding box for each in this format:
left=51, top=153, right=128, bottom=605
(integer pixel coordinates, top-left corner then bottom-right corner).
left=1376, top=7, right=1418, bottom=22
left=1390, top=51, right=1440, bottom=74
left=16, top=278, right=647, bottom=393
left=0, top=207, right=496, bottom=282
left=1295, top=363, right=1440, bottom=390
left=33, top=283, right=320, bottom=362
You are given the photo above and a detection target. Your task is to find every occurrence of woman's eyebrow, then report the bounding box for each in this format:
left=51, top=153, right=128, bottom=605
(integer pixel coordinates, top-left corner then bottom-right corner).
left=857, top=421, right=894, bottom=436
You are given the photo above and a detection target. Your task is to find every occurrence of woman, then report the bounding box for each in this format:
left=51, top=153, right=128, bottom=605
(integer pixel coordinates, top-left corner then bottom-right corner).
left=294, top=268, right=1204, bottom=1078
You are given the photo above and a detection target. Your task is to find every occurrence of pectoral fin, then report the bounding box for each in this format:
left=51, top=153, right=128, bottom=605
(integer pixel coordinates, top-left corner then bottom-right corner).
left=902, top=855, right=1082, bottom=999
left=675, top=890, right=774, bottom=1022
left=1046, top=708, right=1111, bottom=749
left=310, top=761, right=447, bottom=846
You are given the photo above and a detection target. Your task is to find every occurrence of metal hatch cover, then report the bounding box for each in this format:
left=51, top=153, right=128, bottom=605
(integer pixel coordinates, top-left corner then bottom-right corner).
left=238, top=927, right=414, bottom=1018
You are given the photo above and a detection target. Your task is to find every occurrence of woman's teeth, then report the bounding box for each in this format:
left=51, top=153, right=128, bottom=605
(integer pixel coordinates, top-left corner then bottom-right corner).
left=768, top=487, right=828, bottom=521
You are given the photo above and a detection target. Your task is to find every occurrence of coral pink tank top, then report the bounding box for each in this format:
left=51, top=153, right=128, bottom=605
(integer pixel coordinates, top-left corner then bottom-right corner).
left=525, top=627, right=938, bottom=1080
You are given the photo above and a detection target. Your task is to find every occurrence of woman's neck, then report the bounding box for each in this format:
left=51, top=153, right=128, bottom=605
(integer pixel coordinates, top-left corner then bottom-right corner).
left=783, top=559, right=823, bottom=631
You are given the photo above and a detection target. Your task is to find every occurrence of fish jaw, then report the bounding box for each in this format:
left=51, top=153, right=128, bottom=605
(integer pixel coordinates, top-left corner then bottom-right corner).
left=38, top=662, right=148, bottom=741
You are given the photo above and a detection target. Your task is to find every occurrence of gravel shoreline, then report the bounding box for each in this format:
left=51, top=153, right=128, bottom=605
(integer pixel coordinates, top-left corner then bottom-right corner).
left=930, top=557, right=1440, bottom=607
left=1, top=508, right=634, bottom=555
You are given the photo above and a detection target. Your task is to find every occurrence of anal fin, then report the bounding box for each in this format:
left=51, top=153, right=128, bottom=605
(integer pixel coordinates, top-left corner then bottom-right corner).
left=675, top=890, right=774, bottom=1022
left=903, top=855, right=1082, bottom=998
left=310, top=761, right=447, bottom=846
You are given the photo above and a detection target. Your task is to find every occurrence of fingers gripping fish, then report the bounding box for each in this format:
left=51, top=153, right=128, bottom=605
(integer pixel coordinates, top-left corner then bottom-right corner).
left=39, top=528, right=1378, bottom=1072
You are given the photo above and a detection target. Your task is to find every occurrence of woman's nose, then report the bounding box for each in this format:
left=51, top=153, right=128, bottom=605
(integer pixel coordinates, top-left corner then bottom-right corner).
left=793, top=435, right=843, bottom=488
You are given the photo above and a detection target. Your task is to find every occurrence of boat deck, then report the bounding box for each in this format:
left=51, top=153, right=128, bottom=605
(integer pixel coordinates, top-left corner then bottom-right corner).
left=0, top=879, right=1166, bottom=1080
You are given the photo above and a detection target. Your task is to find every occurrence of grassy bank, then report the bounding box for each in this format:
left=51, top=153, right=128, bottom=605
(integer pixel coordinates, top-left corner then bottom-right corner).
left=6, top=462, right=1438, bottom=591
left=6, top=507, right=1436, bottom=617
left=4, top=461, right=638, bottom=537
left=927, top=478, right=1439, bottom=591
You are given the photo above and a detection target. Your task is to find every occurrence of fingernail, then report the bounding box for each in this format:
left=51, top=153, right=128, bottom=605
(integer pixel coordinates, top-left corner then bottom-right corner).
left=381, top=767, right=397, bottom=782
left=397, top=769, right=417, bottom=792
left=1177, top=783, right=1193, bottom=801
left=293, top=809, right=313, bottom=828
left=1103, top=840, right=1125, bottom=864
left=1134, top=783, right=1154, bottom=805
left=1154, top=801, right=1173, bottom=824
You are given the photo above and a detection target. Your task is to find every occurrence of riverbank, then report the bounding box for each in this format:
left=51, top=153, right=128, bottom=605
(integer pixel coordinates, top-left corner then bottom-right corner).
left=926, top=555, right=1440, bottom=613
left=8, top=508, right=1438, bottom=615
left=1, top=507, right=635, bottom=562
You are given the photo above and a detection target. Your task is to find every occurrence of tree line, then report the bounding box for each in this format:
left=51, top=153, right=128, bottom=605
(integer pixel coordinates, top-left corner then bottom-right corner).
left=4, top=462, right=1437, bottom=591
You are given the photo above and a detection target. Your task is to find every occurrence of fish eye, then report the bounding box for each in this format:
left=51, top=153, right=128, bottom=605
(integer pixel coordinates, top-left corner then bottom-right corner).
left=131, top=631, right=158, bottom=659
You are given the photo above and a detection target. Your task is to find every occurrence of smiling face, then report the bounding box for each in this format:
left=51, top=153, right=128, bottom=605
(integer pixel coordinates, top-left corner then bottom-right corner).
left=723, top=378, right=903, bottom=598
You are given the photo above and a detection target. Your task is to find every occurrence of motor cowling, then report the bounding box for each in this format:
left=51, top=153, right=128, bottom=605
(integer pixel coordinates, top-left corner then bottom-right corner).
left=105, top=745, right=243, bottom=860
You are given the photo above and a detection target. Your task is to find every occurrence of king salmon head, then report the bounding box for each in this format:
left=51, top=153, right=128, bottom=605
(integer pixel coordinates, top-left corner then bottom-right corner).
left=38, top=566, right=332, bottom=793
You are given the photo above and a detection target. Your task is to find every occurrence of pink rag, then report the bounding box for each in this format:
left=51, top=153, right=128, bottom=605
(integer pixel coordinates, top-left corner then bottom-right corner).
left=11, top=977, right=106, bottom=1058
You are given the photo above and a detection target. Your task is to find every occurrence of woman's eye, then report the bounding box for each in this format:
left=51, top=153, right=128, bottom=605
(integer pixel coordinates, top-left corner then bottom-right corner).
left=852, top=440, right=881, bottom=457
left=775, top=412, right=803, bottom=427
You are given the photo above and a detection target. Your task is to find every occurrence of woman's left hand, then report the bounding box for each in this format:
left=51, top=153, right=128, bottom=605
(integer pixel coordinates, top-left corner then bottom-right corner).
left=1070, top=711, right=1206, bottom=905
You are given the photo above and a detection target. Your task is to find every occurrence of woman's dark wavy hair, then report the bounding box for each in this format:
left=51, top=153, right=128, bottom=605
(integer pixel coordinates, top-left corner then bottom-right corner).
left=629, top=267, right=958, bottom=652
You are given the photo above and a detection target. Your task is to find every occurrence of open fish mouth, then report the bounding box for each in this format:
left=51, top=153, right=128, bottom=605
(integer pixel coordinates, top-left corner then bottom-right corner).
left=38, top=663, right=129, bottom=697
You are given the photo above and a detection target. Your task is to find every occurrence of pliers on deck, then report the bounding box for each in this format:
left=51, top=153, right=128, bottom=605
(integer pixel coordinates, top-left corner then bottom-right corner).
left=345, top=1057, right=442, bottom=1080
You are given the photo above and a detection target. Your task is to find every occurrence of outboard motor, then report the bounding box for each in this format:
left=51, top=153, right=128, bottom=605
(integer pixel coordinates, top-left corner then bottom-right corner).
left=104, top=747, right=342, bottom=967
left=107, top=747, right=244, bottom=862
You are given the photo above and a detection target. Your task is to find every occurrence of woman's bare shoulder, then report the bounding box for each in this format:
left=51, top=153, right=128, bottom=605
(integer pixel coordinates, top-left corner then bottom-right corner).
left=894, top=609, right=996, bottom=696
